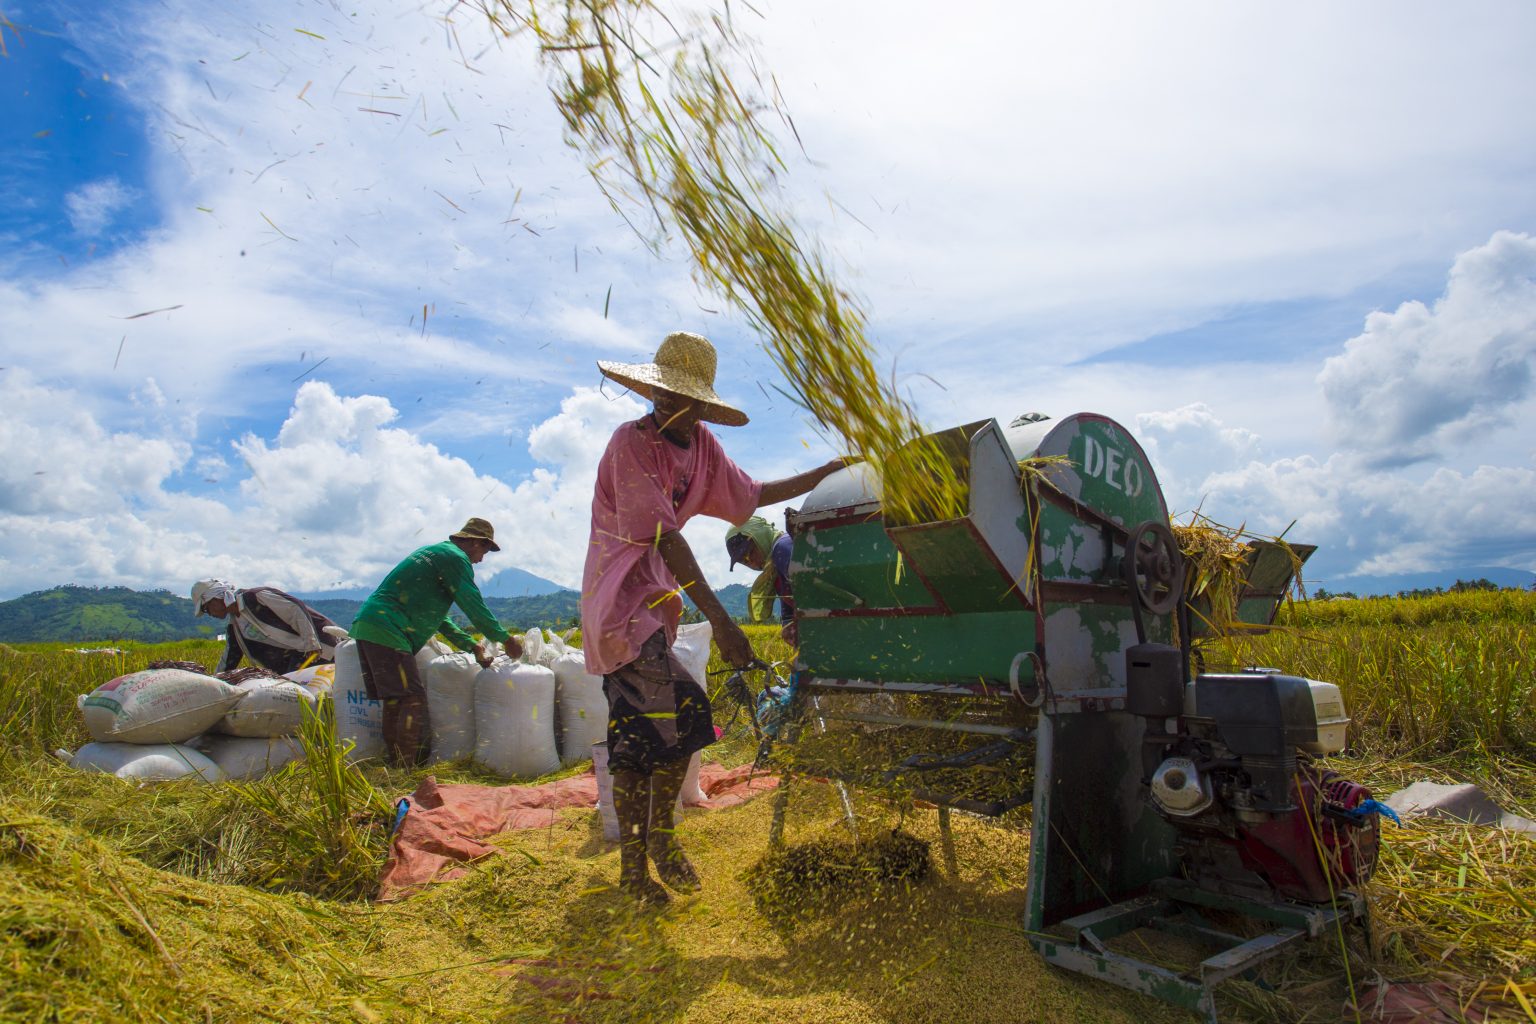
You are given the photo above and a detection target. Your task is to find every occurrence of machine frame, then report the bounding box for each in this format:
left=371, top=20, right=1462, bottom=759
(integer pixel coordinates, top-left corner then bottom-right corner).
left=754, top=412, right=1368, bottom=1022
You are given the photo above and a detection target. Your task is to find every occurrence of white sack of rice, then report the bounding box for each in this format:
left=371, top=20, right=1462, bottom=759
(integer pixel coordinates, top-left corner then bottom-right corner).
left=592, top=743, right=705, bottom=839
left=473, top=659, right=558, bottom=778
left=552, top=650, right=607, bottom=766
left=70, top=741, right=226, bottom=783
left=78, top=669, right=243, bottom=745
left=671, top=622, right=712, bottom=803
left=332, top=640, right=384, bottom=761
left=194, top=735, right=305, bottom=780
left=283, top=662, right=335, bottom=698
left=214, top=679, right=317, bottom=737
left=672, top=621, right=712, bottom=690
left=425, top=652, right=479, bottom=762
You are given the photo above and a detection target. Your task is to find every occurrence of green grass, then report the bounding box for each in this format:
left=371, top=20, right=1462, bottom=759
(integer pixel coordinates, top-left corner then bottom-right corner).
left=1205, top=590, right=1536, bottom=760
left=1283, top=587, right=1536, bottom=628
left=2, top=616, right=1532, bottom=1021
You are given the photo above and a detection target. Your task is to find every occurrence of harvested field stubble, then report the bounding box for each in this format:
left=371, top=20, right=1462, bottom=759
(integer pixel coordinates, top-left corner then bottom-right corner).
left=4, top=612, right=1534, bottom=1021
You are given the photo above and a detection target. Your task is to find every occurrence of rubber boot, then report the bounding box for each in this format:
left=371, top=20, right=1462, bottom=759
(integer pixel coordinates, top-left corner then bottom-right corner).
left=382, top=695, right=431, bottom=768
left=612, top=770, right=670, bottom=907
left=397, top=692, right=431, bottom=767
left=381, top=699, right=404, bottom=767
left=647, top=756, right=701, bottom=893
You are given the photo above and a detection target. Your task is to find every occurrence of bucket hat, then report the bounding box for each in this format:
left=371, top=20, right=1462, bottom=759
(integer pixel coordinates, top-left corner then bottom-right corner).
left=450, top=517, right=501, bottom=552
left=597, top=331, right=748, bottom=427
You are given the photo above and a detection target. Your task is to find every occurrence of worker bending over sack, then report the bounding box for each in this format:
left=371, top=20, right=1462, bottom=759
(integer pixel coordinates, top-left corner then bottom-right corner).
left=350, top=518, right=523, bottom=767
left=192, top=580, right=339, bottom=675
left=583, top=331, right=847, bottom=906
left=725, top=515, right=798, bottom=646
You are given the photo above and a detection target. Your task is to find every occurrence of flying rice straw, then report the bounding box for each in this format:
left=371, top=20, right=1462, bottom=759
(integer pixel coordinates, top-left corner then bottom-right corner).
left=474, top=0, right=969, bottom=521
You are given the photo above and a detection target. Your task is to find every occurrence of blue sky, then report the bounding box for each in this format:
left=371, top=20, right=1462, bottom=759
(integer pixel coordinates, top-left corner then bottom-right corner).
left=1, top=15, right=152, bottom=274
left=2, top=0, right=1535, bottom=600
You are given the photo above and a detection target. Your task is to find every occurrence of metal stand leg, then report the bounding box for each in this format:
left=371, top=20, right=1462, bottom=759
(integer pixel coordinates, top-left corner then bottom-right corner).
left=938, top=805, right=959, bottom=876
left=769, top=773, right=791, bottom=848
left=807, top=693, right=859, bottom=840
left=833, top=781, right=858, bottom=839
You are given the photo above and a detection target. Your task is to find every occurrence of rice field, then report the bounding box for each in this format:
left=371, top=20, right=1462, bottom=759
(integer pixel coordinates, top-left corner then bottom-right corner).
left=2, top=599, right=1533, bottom=1023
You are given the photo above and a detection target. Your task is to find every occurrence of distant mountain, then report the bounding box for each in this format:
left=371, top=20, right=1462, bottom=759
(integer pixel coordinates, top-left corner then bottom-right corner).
left=1317, top=566, right=1535, bottom=597
left=710, top=583, right=751, bottom=621
left=296, top=564, right=568, bottom=602
left=0, top=585, right=220, bottom=644
left=0, top=579, right=755, bottom=644
left=480, top=567, right=573, bottom=598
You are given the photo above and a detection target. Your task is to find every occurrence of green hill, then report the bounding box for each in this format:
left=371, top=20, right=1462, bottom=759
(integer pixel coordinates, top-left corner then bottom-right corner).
left=0, top=582, right=755, bottom=643
left=0, top=586, right=220, bottom=643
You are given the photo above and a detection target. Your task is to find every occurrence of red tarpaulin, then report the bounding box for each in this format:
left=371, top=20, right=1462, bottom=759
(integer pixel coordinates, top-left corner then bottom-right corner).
left=376, top=763, right=779, bottom=901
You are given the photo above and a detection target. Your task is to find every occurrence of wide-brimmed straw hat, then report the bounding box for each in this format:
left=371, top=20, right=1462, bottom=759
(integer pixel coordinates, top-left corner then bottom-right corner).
left=597, top=331, right=749, bottom=427
left=450, top=517, right=501, bottom=552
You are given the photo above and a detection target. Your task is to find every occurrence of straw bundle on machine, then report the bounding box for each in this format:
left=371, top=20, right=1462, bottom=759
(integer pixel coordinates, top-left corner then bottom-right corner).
left=1173, top=513, right=1306, bottom=647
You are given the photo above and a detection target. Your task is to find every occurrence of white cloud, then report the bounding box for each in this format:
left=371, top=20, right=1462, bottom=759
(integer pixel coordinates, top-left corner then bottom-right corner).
left=7, top=0, right=1536, bottom=596
left=1318, top=231, right=1536, bottom=464
left=64, top=178, right=137, bottom=236
left=1125, top=231, right=1536, bottom=579
left=753, top=2, right=1536, bottom=362
left=1130, top=400, right=1536, bottom=583
left=0, top=0, right=696, bottom=432
left=1197, top=455, right=1536, bottom=581
left=0, top=370, right=189, bottom=517
left=1135, top=403, right=1262, bottom=506
left=0, top=377, right=650, bottom=597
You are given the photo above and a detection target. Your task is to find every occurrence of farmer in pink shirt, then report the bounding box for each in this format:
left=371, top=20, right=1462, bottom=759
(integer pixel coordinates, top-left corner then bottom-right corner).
left=583, top=331, right=845, bottom=906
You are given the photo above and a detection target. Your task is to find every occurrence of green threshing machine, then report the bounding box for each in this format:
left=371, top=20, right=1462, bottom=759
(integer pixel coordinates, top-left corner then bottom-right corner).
left=762, top=412, right=1381, bottom=1021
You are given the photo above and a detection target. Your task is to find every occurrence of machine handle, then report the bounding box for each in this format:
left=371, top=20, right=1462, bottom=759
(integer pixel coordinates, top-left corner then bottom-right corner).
left=796, top=574, right=866, bottom=608
left=1009, top=650, right=1048, bottom=708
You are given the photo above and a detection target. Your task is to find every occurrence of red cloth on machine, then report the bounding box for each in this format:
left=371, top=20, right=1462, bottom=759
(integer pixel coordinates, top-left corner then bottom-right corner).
left=376, top=763, right=779, bottom=901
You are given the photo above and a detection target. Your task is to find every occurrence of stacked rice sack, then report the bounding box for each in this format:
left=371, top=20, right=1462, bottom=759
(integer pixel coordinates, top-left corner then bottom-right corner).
left=69, top=652, right=354, bottom=782
left=420, top=625, right=714, bottom=785
left=71, top=663, right=321, bottom=783
left=415, top=627, right=563, bottom=778
left=71, top=668, right=241, bottom=782
left=193, top=671, right=316, bottom=780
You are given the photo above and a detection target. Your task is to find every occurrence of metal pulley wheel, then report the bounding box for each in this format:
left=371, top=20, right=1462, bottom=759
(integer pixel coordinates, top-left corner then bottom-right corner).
left=1123, top=520, right=1184, bottom=615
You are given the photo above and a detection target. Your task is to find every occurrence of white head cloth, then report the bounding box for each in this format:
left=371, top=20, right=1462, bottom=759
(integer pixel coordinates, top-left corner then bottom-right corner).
left=191, top=579, right=237, bottom=612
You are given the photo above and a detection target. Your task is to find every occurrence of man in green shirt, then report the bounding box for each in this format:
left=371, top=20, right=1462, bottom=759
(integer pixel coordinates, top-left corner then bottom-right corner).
left=350, top=518, right=522, bottom=766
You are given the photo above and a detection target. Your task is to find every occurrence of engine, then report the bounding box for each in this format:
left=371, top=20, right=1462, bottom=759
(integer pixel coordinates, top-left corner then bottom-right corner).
left=1127, top=649, right=1379, bottom=904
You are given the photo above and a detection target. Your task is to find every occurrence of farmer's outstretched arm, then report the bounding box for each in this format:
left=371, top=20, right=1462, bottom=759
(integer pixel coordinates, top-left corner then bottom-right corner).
left=758, top=459, right=849, bottom=506
left=657, top=529, right=754, bottom=669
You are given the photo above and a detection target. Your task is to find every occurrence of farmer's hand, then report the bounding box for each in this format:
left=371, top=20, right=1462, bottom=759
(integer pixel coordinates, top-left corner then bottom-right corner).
left=474, top=641, right=497, bottom=668
left=503, top=636, right=524, bottom=661
left=717, top=619, right=755, bottom=670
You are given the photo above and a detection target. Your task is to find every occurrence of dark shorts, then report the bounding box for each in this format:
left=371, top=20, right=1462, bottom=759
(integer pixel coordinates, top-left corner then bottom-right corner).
left=356, top=639, right=424, bottom=701
left=603, top=629, right=715, bottom=775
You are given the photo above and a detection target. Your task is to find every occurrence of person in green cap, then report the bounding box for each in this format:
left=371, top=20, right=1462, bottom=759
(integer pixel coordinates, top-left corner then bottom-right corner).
left=725, top=515, right=797, bottom=646
left=349, top=518, right=522, bottom=767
